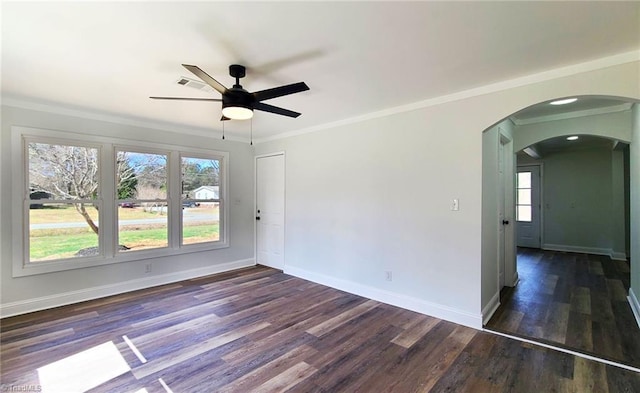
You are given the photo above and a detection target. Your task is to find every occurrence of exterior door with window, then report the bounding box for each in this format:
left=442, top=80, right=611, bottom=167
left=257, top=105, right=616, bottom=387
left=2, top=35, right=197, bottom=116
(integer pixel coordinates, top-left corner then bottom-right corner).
left=516, top=165, right=541, bottom=248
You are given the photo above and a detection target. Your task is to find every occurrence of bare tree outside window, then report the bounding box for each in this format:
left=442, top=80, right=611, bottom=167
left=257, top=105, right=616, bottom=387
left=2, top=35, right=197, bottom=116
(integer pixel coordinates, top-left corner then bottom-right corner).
left=29, top=143, right=100, bottom=234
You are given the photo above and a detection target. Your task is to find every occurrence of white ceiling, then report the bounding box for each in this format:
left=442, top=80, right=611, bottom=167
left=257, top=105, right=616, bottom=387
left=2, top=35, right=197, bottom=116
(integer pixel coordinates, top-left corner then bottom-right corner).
left=2, top=1, right=639, bottom=141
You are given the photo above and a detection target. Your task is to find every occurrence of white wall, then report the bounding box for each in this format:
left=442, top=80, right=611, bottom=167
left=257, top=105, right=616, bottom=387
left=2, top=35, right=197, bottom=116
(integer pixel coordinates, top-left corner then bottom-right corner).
left=255, top=60, right=640, bottom=328
left=538, top=147, right=617, bottom=254
left=630, top=103, right=640, bottom=325
left=611, top=149, right=628, bottom=260
left=0, top=106, right=255, bottom=315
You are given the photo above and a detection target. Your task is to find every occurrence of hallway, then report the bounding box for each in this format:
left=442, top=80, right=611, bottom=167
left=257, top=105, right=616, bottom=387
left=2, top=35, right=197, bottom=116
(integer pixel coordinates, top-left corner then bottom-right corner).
left=486, top=248, right=640, bottom=368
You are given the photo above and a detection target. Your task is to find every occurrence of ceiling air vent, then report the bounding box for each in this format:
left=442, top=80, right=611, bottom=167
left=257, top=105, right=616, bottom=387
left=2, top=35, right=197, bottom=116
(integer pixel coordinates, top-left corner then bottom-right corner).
left=175, top=76, right=214, bottom=93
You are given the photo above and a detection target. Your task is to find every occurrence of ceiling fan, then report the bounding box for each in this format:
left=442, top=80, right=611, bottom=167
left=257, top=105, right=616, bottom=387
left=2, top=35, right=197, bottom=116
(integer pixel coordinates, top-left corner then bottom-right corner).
left=150, top=64, right=309, bottom=120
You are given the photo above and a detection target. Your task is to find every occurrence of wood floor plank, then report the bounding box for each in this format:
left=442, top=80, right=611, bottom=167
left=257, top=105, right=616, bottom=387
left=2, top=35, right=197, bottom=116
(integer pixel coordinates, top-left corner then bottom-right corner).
left=573, top=356, right=610, bottom=393
left=606, top=278, right=628, bottom=302
left=391, top=315, right=440, bottom=348
left=570, top=286, right=591, bottom=315
left=565, top=311, right=594, bottom=352
left=252, top=361, right=317, bottom=393
left=305, top=299, right=379, bottom=337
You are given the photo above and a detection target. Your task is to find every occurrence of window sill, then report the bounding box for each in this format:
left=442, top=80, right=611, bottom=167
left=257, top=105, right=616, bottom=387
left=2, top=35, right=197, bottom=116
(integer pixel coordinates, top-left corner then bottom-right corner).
left=13, top=242, right=230, bottom=277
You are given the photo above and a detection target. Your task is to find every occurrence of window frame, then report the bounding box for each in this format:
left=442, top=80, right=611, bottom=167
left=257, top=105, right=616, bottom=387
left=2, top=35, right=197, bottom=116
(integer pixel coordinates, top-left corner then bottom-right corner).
left=12, top=126, right=229, bottom=277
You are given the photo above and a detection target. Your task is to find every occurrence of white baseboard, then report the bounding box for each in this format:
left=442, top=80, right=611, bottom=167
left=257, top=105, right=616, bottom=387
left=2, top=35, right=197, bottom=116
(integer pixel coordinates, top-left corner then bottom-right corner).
left=0, top=258, right=255, bottom=318
left=511, top=272, right=520, bottom=287
left=610, top=251, right=628, bottom=261
left=284, top=265, right=482, bottom=329
left=542, top=244, right=627, bottom=260
left=482, top=292, right=500, bottom=326
left=628, top=288, right=640, bottom=330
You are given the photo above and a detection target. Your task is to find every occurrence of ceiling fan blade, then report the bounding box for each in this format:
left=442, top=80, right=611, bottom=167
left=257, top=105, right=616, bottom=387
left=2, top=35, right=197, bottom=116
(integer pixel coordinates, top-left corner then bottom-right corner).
left=253, top=82, right=309, bottom=102
left=253, top=102, right=301, bottom=118
left=182, top=64, right=228, bottom=94
left=150, top=96, right=222, bottom=101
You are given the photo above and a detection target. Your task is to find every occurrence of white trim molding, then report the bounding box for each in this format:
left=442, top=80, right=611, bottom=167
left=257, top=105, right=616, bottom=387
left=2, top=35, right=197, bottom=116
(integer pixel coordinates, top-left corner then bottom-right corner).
left=610, top=251, right=628, bottom=261
left=285, top=265, right=482, bottom=329
left=542, top=244, right=626, bottom=260
left=482, top=292, right=501, bottom=326
left=0, top=258, right=255, bottom=318
left=629, top=288, right=640, bottom=330
left=511, top=102, right=634, bottom=126
left=511, top=272, right=520, bottom=288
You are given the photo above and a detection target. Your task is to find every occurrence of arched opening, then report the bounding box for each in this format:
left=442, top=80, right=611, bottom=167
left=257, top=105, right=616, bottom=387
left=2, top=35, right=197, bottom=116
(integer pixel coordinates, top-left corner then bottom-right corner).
left=481, top=95, right=640, bottom=367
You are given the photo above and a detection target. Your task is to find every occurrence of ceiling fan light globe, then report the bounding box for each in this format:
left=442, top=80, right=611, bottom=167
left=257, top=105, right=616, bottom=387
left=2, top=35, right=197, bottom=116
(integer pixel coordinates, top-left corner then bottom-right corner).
left=222, top=106, right=253, bottom=120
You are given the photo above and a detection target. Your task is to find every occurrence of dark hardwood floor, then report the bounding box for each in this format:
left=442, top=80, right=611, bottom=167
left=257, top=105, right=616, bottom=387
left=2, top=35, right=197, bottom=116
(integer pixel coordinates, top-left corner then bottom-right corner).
left=2, top=265, right=640, bottom=392
left=487, top=248, right=640, bottom=369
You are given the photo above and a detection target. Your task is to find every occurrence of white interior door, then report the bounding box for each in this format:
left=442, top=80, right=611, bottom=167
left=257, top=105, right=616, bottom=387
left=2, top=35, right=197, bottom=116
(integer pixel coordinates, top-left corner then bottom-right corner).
left=516, top=165, right=541, bottom=248
left=256, top=154, right=285, bottom=269
left=498, top=141, right=506, bottom=287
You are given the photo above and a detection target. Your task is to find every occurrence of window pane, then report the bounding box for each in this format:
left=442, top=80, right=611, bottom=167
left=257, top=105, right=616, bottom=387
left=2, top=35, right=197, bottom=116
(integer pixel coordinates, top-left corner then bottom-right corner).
left=517, top=206, right=532, bottom=222
left=517, top=189, right=531, bottom=205
left=29, top=143, right=99, bottom=200
left=181, top=157, right=220, bottom=200
left=116, top=150, right=169, bottom=252
left=117, top=151, right=167, bottom=199
left=118, top=205, right=168, bottom=252
left=181, top=156, right=221, bottom=246
left=29, top=203, right=99, bottom=261
left=517, top=172, right=531, bottom=189
left=182, top=202, right=220, bottom=245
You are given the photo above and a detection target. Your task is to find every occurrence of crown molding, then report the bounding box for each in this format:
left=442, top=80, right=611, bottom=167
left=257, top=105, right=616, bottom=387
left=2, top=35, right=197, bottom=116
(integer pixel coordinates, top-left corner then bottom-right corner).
left=511, top=102, right=633, bottom=126
left=254, top=50, right=640, bottom=144
left=1, top=97, right=251, bottom=144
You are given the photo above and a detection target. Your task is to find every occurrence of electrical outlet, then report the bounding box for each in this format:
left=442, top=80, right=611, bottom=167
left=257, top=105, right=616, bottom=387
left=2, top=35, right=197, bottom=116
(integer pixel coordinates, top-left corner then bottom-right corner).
left=385, top=271, right=392, bottom=281
left=451, top=198, right=460, bottom=211
left=145, top=263, right=152, bottom=273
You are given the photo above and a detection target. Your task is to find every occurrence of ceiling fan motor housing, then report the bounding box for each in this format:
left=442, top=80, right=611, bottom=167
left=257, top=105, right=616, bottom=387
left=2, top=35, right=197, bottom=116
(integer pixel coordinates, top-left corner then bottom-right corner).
left=223, top=87, right=254, bottom=110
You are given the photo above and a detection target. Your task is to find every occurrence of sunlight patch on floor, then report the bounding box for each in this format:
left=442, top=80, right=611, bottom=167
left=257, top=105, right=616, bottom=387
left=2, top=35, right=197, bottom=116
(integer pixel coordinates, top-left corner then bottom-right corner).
left=37, top=341, right=131, bottom=393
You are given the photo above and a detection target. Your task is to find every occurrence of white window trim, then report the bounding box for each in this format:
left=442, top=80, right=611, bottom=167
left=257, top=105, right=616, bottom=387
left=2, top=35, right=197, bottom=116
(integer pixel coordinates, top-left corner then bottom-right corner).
left=11, top=126, right=229, bottom=277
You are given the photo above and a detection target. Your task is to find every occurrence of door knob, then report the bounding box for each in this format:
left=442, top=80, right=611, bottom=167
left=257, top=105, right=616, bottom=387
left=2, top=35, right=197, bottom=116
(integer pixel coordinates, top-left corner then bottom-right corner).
left=502, top=220, right=509, bottom=225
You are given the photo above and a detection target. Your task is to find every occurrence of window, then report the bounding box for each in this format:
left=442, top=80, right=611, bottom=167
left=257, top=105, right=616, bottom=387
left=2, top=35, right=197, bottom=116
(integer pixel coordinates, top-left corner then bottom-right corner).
left=14, top=127, right=229, bottom=276
left=116, top=150, right=169, bottom=252
left=27, top=141, right=102, bottom=262
left=516, top=171, right=532, bottom=222
left=181, top=155, right=222, bottom=246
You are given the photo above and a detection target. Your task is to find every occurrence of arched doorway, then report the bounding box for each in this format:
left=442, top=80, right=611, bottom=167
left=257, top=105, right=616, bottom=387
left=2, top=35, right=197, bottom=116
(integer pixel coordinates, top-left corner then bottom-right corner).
left=481, top=95, right=640, bottom=367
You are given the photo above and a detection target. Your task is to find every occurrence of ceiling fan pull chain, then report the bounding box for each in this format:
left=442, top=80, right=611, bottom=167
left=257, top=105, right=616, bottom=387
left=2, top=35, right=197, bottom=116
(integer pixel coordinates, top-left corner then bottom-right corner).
left=222, top=120, right=225, bottom=140
left=250, top=118, right=253, bottom=146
